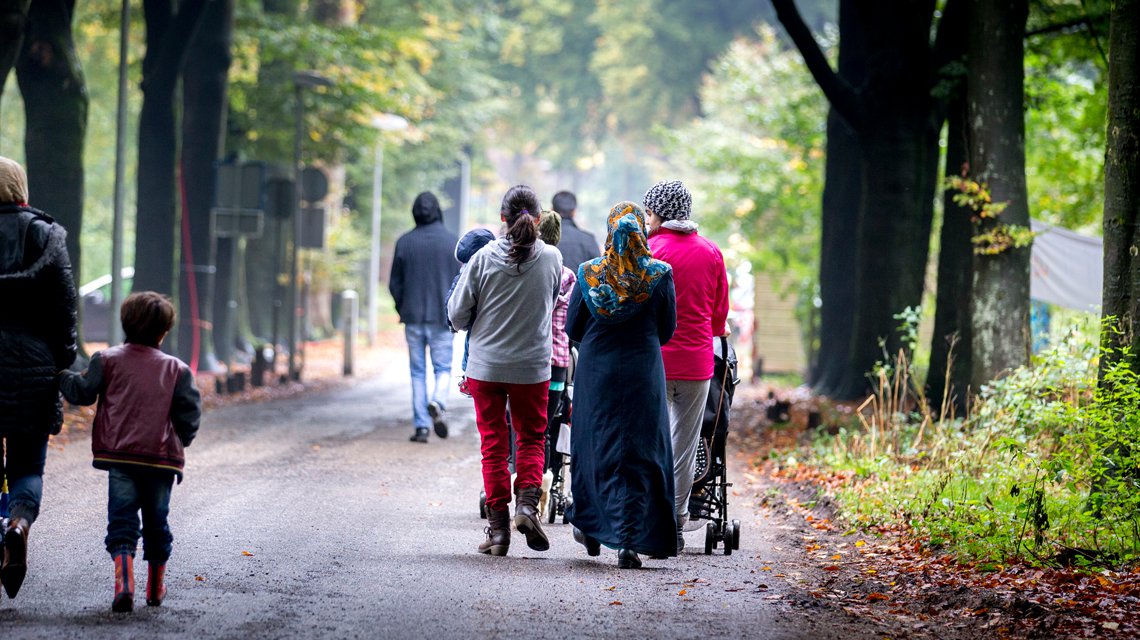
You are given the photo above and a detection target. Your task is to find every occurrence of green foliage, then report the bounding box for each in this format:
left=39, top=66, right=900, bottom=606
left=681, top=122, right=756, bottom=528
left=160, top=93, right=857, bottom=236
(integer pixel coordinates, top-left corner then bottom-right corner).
left=812, top=319, right=1140, bottom=569
left=943, top=174, right=1037, bottom=255
left=667, top=25, right=826, bottom=284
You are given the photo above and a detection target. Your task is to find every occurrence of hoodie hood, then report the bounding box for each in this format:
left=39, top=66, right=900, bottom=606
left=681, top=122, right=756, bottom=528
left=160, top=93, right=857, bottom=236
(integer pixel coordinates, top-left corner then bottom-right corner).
left=484, top=237, right=549, bottom=276
left=411, top=192, right=442, bottom=226
left=455, top=228, right=496, bottom=264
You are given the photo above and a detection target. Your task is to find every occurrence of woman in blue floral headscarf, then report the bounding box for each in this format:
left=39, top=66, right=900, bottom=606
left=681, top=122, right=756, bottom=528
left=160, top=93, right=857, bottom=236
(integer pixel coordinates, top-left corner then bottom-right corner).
left=566, top=201, right=678, bottom=568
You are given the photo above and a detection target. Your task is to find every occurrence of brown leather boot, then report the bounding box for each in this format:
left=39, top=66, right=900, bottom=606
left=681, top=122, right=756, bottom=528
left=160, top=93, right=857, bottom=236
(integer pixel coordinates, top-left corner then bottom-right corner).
left=112, top=553, right=134, bottom=612
left=513, top=486, right=550, bottom=551
left=146, top=562, right=167, bottom=606
left=477, top=508, right=511, bottom=556
left=1, top=517, right=30, bottom=599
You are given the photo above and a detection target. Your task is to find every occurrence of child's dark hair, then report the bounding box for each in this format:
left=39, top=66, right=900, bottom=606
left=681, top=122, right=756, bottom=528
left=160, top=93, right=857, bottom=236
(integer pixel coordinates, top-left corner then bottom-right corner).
left=500, top=185, right=540, bottom=267
left=121, top=291, right=176, bottom=347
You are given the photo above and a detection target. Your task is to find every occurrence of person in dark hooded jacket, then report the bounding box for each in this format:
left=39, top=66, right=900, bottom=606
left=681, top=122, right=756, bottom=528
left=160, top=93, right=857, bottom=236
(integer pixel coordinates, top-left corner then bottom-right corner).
left=389, top=192, right=460, bottom=443
left=0, top=155, right=78, bottom=600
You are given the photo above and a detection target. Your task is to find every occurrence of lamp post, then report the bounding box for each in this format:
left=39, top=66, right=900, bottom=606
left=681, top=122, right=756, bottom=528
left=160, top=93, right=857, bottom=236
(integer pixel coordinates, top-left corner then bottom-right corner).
left=367, top=113, right=409, bottom=347
left=288, top=70, right=333, bottom=382
left=109, top=0, right=130, bottom=345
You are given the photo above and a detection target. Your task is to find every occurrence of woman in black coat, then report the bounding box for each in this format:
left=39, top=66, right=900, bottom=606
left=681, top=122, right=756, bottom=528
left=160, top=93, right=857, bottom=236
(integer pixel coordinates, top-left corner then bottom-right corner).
left=0, top=156, right=78, bottom=599
left=566, top=201, right=677, bottom=568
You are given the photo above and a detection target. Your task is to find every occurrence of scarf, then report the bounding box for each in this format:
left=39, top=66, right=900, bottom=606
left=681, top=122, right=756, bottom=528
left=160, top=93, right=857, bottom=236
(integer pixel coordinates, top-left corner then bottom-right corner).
left=578, top=201, right=671, bottom=323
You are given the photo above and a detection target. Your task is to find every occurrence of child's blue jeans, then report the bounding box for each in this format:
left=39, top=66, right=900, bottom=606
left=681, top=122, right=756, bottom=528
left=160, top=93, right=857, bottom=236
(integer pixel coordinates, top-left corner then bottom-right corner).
left=105, top=467, right=175, bottom=562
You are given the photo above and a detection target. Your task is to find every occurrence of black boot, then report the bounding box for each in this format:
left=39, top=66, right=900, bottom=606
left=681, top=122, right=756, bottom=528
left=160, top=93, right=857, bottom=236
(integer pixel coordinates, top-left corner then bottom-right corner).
left=617, top=549, right=642, bottom=569
left=1, top=517, right=30, bottom=598
left=513, top=487, right=550, bottom=551
left=478, top=508, right=511, bottom=556
left=572, top=527, right=601, bottom=556
left=409, top=428, right=429, bottom=443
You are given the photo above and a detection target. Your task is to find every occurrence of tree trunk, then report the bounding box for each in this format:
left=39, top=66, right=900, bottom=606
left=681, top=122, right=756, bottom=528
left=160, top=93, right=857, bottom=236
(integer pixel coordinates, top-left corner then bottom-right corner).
left=0, top=0, right=30, bottom=108
left=178, top=0, right=233, bottom=369
left=928, top=93, right=973, bottom=414
left=966, top=0, right=1031, bottom=387
left=775, top=0, right=958, bottom=400
left=132, top=0, right=208, bottom=315
left=811, top=0, right=864, bottom=395
left=15, top=0, right=87, bottom=339
left=1101, top=0, right=1140, bottom=371
left=831, top=0, right=941, bottom=400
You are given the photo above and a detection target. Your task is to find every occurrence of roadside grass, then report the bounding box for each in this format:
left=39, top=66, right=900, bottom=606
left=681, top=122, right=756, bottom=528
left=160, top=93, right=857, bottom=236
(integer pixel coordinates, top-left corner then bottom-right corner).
left=792, top=316, right=1140, bottom=571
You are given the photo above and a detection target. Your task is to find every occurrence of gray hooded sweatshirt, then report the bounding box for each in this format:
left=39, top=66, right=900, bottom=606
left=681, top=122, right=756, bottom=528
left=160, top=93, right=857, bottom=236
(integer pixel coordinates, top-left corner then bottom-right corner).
left=447, top=237, right=562, bottom=385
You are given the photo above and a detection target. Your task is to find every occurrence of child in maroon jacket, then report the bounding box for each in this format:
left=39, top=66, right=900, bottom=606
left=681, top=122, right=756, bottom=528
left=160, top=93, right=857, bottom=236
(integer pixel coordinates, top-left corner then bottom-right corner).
left=60, top=291, right=201, bottom=613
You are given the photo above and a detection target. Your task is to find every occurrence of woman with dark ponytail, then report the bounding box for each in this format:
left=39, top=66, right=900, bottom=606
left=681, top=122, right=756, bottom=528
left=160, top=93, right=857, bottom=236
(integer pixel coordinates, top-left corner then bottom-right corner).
left=448, top=185, right=562, bottom=556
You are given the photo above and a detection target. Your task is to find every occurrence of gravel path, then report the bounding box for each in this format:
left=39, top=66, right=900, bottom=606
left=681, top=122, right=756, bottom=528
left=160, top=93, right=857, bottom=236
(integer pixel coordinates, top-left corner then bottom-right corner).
left=0, top=365, right=910, bottom=639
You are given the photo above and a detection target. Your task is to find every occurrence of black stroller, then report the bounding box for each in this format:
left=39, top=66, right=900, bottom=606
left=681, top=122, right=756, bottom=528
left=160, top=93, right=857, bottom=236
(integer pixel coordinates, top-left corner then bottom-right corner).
left=688, top=336, right=741, bottom=555
left=544, top=347, right=575, bottom=524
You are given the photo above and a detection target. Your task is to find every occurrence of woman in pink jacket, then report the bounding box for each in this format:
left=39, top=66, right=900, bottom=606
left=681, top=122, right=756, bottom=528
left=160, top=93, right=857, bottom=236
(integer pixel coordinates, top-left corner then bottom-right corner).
left=643, top=180, right=729, bottom=554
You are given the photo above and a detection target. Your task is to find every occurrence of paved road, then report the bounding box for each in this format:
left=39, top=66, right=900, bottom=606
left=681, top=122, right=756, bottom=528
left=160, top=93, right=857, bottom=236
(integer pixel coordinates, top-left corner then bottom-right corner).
left=1, top=366, right=880, bottom=639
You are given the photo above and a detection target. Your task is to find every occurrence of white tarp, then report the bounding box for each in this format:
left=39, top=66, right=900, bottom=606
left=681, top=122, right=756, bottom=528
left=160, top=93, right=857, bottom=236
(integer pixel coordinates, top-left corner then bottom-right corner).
left=1030, top=219, right=1102, bottom=312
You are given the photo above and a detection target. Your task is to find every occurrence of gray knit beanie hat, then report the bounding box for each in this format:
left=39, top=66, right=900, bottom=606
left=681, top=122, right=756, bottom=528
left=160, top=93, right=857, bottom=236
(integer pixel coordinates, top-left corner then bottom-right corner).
left=642, top=180, right=692, bottom=221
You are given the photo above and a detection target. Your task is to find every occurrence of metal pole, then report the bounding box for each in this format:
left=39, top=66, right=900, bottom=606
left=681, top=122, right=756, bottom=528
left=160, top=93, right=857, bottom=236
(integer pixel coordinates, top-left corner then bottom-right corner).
left=342, top=289, right=357, bottom=376
left=367, top=142, right=383, bottom=347
left=288, top=82, right=303, bottom=381
left=109, top=0, right=130, bottom=346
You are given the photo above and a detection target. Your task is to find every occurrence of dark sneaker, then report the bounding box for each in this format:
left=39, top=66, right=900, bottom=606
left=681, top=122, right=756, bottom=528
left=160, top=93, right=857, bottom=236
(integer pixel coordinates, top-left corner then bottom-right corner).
left=677, top=530, right=685, bottom=553
left=428, top=401, right=448, bottom=439
left=409, top=428, right=429, bottom=443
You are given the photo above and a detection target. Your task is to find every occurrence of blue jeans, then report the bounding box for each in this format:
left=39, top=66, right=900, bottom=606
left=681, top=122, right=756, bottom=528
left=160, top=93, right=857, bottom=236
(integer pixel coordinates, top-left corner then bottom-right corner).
left=1, top=433, right=49, bottom=523
left=405, top=324, right=453, bottom=429
left=105, top=467, right=175, bottom=562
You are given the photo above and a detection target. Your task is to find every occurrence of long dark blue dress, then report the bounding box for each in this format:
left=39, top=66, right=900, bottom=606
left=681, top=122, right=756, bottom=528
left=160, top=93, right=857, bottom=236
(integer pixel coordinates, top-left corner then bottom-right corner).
left=566, top=271, right=678, bottom=557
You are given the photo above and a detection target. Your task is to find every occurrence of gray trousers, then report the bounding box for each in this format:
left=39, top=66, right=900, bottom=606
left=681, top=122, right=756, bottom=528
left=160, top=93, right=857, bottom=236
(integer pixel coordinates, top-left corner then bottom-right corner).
left=666, top=378, right=711, bottom=524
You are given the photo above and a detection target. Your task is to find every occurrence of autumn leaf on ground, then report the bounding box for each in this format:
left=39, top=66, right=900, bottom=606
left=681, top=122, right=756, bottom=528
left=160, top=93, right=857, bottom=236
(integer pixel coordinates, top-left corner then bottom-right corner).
left=866, top=592, right=889, bottom=602
left=241, top=551, right=254, bottom=557
left=609, top=601, right=623, bottom=606
left=678, top=589, right=687, bottom=596
left=195, top=575, right=205, bottom=581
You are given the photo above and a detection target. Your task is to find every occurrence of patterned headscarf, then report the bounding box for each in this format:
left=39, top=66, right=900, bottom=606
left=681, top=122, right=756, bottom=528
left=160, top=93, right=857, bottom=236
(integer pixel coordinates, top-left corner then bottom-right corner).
left=0, top=156, right=29, bottom=204
left=578, top=201, right=671, bottom=323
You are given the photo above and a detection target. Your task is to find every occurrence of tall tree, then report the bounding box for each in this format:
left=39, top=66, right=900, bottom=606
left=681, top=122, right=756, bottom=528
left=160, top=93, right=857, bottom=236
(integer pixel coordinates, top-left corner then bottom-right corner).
left=179, top=0, right=233, bottom=369
left=810, top=0, right=863, bottom=395
left=0, top=0, right=30, bottom=109
left=965, top=0, right=1032, bottom=386
left=773, top=0, right=965, bottom=399
left=15, top=0, right=87, bottom=322
left=1101, top=0, right=1140, bottom=370
left=132, top=0, right=208, bottom=310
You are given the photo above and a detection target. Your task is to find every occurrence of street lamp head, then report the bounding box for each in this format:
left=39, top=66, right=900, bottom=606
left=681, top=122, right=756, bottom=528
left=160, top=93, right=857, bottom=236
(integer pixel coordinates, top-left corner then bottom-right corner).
left=293, top=70, right=334, bottom=89
left=370, top=113, right=409, bottom=132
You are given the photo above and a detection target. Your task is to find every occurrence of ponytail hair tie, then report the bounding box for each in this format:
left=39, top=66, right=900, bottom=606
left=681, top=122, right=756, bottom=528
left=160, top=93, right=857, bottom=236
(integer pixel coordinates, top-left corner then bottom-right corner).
left=521, top=208, right=530, bottom=216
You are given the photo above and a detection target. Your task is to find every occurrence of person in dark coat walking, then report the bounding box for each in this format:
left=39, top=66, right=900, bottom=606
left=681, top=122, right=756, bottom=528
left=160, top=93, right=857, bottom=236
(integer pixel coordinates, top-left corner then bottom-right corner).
left=566, top=201, right=677, bottom=569
left=551, top=191, right=601, bottom=275
left=389, top=192, right=461, bottom=443
left=0, top=156, right=78, bottom=600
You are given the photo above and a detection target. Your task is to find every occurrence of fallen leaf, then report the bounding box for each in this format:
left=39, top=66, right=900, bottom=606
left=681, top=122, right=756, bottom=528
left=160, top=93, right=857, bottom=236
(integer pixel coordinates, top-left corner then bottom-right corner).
left=609, top=601, right=623, bottom=606
left=1103, top=622, right=1120, bottom=631
left=866, top=592, right=890, bottom=602
left=855, top=540, right=866, bottom=548
left=195, top=575, right=205, bottom=581
left=606, top=586, right=616, bottom=591
left=823, top=565, right=841, bottom=571
left=761, top=566, right=772, bottom=571
left=241, top=551, right=254, bottom=557
left=678, top=589, right=687, bottom=596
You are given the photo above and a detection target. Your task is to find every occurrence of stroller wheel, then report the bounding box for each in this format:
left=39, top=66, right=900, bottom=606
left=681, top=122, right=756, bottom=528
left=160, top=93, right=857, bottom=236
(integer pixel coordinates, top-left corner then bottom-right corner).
left=731, top=519, right=741, bottom=550
left=547, top=497, right=557, bottom=524
left=723, top=524, right=733, bottom=556
left=704, top=522, right=715, bottom=555
left=562, top=496, right=572, bottom=524
left=479, top=490, right=487, bottom=519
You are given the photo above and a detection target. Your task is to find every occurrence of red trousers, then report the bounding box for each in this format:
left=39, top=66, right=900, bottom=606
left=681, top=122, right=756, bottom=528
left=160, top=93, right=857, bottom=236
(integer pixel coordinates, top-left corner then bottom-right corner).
left=467, top=378, right=548, bottom=512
